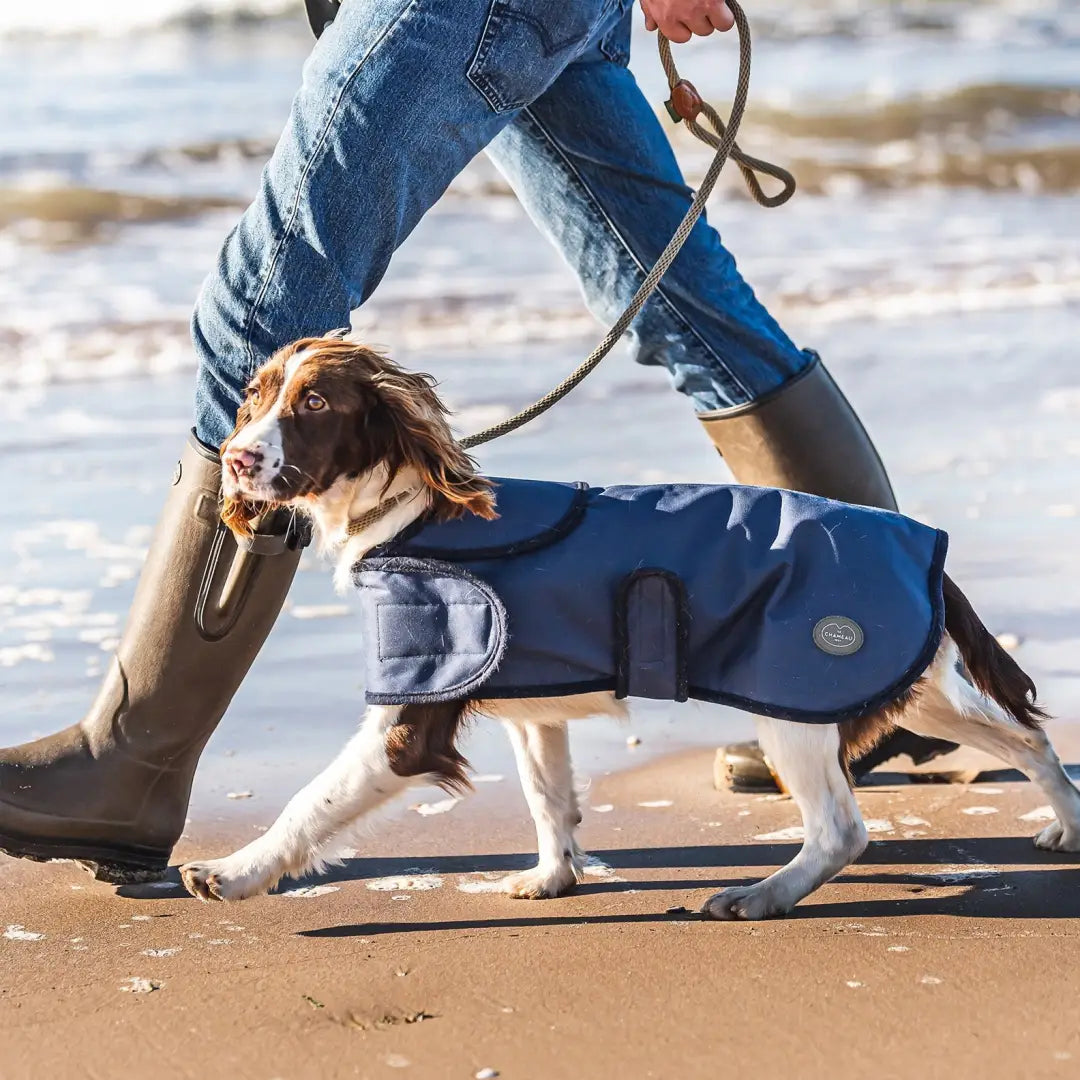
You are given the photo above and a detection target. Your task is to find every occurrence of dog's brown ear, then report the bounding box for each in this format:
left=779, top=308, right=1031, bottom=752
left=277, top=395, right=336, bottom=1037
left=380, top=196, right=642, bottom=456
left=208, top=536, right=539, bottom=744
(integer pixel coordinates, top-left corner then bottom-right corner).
left=373, top=368, right=496, bottom=521
left=220, top=493, right=272, bottom=539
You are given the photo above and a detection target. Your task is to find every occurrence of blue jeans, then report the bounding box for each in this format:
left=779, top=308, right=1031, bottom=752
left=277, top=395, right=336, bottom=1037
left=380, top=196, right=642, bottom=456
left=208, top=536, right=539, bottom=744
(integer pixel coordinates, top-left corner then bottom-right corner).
left=191, top=0, right=811, bottom=449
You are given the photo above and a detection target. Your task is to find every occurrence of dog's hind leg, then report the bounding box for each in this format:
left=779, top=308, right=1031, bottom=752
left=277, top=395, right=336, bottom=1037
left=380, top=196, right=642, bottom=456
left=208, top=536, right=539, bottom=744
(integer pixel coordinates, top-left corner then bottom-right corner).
left=703, top=717, right=868, bottom=920
left=181, top=705, right=416, bottom=901
left=899, top=646, right=1080, bottom=852
left=500, top=719, right=586, bottom=899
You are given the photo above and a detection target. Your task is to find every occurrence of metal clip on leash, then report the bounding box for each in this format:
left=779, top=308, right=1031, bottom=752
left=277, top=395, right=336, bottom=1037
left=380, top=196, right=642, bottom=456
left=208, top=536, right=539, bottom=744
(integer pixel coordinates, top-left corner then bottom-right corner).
left=459, top=0, right=795, bottom=452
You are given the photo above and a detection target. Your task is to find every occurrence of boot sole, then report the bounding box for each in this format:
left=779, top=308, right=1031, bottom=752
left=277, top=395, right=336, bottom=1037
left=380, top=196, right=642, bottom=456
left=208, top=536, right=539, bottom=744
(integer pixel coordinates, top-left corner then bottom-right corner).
left=0, top=831, right=170, bottom=885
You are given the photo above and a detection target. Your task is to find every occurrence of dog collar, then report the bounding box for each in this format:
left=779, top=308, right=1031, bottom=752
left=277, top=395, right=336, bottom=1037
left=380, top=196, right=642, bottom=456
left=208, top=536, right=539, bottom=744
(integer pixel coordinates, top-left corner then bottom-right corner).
left=346, top=487, right=418, bottom=538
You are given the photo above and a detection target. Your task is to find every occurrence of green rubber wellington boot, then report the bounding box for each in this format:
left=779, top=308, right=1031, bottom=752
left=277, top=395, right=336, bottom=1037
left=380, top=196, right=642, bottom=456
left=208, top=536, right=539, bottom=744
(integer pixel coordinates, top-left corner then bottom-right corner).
left=0, top=435, right=304, bottom=882
left=700, top=355, right=957, bottom=791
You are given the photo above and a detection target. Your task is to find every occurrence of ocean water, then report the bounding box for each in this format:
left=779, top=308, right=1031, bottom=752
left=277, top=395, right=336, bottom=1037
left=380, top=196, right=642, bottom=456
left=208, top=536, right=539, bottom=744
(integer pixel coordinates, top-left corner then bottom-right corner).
left=1, top=0, right=1079, bottom=803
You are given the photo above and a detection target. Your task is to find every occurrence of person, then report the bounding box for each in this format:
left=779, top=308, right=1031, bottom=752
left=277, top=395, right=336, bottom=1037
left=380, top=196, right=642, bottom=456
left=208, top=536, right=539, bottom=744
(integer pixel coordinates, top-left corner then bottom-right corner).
left=0, top=0, right=953, bottom=883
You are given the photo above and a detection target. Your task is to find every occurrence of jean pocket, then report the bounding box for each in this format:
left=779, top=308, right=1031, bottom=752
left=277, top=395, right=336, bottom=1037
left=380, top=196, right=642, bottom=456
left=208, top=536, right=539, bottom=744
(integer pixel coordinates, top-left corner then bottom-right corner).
left=598, top=3, right=632, bottom=66
left=467, top=0, right=609, bottom=114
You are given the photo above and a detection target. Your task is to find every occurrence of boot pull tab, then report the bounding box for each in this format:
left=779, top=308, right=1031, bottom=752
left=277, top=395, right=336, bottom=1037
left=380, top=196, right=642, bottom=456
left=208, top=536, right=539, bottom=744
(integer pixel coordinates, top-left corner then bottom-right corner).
left=194, top=511, right=309, bottom=642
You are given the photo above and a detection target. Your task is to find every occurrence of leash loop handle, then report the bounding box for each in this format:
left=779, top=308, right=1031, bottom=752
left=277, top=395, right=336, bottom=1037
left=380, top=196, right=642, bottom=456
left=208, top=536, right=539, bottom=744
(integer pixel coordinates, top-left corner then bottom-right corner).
left=459, top=0, right=794, bottom=451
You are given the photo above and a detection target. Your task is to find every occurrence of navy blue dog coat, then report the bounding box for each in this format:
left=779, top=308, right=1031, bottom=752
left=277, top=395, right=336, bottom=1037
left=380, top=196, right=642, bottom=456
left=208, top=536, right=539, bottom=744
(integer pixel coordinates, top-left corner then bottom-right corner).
left=353, top=479, right=948, bottom=724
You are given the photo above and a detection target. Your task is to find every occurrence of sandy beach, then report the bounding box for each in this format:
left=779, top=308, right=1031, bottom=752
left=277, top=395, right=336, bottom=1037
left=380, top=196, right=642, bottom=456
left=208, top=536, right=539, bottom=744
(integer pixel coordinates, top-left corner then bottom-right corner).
left=6, top=741, right=1080, bottom=1079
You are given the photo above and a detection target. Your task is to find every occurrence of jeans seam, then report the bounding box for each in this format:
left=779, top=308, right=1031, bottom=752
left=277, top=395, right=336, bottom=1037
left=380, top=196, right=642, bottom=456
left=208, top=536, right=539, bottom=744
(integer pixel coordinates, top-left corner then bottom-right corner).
left=241, top=0, right=422, bottom=375
left=519, top=107, right=753, bottom=404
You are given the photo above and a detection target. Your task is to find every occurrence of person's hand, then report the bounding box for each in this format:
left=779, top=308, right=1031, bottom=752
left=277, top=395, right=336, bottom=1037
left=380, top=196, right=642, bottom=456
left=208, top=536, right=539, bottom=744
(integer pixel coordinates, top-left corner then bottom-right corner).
left=641, top=0, right=734, bottom=42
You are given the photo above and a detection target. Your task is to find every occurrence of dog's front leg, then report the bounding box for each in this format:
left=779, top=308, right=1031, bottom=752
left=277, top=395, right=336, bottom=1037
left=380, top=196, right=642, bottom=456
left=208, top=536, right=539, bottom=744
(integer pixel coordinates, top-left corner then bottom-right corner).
left=181, top=705, right=410, bottom=901
left=500, top=718, right=586, bottom=899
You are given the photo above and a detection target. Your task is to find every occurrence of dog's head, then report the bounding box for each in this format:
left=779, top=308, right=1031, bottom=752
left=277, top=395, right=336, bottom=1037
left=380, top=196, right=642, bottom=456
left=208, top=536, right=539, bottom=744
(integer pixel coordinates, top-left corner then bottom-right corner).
left=219, top=336, right=495, bottom=537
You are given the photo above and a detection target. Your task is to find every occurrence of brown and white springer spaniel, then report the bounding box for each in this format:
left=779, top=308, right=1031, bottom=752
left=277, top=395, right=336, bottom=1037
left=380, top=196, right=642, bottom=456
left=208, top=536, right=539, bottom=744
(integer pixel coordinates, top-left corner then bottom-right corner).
left=179, top=335, right=1080, bottom=918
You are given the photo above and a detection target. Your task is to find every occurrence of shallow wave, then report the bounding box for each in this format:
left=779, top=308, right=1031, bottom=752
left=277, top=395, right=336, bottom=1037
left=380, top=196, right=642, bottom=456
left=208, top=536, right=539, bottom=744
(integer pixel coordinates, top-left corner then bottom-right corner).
left=782, top=144, right=1080, bottom=196
left=0, top=0, right=299, bottom=37
left=5, top=0, right=1076, bottom=42
left=750, top=83, right=1080, bottom=143
left=0, top=186, right=243, bottom=245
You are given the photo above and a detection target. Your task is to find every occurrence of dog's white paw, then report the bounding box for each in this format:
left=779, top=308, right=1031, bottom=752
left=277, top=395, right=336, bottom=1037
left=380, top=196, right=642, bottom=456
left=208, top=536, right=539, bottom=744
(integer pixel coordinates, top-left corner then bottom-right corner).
left=701, top=883, right=793, bottom=921
left=1034, top=819, right=1080, bottom=853
left=180, top=856, right=277, bottom=902
left=500, top=863, right=579, bottom=900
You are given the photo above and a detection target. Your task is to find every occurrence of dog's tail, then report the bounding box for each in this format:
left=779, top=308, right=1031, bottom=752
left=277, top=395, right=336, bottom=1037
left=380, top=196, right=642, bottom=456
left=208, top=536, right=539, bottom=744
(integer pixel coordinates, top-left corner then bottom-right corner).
left=943, top=573, right=1047, bottom=728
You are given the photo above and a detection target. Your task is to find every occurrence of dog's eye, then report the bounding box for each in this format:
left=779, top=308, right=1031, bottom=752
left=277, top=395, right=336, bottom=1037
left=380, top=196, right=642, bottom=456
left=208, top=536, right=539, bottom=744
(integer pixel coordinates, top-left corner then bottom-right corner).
left=245, top=386, right=261, bottom=406
left=304, top=393, right=327, bottom=412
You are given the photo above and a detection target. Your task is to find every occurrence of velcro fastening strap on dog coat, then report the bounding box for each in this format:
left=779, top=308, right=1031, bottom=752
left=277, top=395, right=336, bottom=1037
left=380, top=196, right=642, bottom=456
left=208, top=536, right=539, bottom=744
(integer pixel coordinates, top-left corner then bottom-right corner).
left=354, top=557, right=508, bottom=705
left=615, top=570, right=689, bottom=702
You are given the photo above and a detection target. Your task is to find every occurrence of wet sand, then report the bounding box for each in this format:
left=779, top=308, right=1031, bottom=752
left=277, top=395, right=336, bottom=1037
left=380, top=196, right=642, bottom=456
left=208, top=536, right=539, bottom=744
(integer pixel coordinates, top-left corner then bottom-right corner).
left=5, top=738, right=1080, bottom=1079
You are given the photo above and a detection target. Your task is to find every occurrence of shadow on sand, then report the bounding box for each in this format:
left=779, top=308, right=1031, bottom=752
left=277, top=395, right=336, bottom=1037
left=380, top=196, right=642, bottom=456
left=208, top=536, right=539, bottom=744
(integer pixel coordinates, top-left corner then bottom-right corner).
left=119, top=833, right=1080, bottom=925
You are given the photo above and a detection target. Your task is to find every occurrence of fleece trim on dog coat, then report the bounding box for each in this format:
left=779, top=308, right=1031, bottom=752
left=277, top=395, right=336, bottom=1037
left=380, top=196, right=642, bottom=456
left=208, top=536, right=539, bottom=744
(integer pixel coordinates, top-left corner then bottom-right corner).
left=352, top=479, right=948, bottom=724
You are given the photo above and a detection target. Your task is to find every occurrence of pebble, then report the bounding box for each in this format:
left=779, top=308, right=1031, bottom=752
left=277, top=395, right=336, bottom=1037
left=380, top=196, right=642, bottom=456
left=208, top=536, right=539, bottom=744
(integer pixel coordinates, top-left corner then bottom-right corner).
left=120, top=977, right=162, bottom=994
left=476, top=1070, right=500, bottom=1079
left=864, top=819, right=894, bottom=834
left=4, top=925, right=44, bottom=941
left=410, top=797, right=461, bottom=816
left=280, top=884, right=340, bottom=898
left=665, top=906, right=689, bottom=915
left=226, top=791, right=254, bottom=800
left=962, top=806, right=999, bottom=816
left=367, top=875, right=444, bottom=892
left=626, top=735, right=641, bottom=748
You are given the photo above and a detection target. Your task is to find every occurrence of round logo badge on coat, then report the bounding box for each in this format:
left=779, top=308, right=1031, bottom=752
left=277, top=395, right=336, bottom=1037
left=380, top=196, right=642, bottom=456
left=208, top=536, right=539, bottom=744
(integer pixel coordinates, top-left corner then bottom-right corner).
left=813, top=615, right=864, bottom=656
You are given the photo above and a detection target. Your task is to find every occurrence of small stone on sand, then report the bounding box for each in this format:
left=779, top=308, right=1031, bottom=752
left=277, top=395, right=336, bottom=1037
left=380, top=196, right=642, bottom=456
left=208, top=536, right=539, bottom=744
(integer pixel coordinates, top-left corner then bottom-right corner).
left=476, top=1069, right=500, bottom=1079
left=4, top=925, right=44, bottom=941
left=368, top=875, right=444, bottom=891
left=280, top=885, right=340, bottom=898
left=864, top=819, right=894, bottom=834
left=962, top=806, right=998, bottom=816
left=226, top=791, right=253, bottom=800
left=754, top=826, right=805, bottom=842
left=626, top=735, right=641, bottom=748
left=410, top=797, right=461, bottom=816
left=120, top=977, right=162, bottom=993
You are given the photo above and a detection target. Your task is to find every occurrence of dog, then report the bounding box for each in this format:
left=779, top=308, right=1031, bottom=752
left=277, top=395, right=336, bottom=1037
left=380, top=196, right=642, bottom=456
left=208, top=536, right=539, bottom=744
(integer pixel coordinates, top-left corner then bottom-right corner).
left=179, top=335, right=1080, bottom=919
